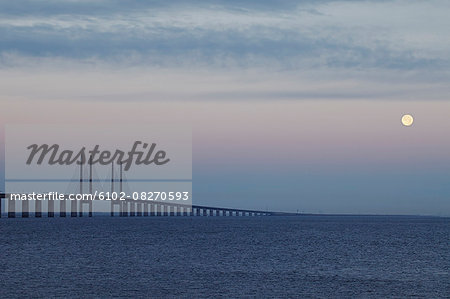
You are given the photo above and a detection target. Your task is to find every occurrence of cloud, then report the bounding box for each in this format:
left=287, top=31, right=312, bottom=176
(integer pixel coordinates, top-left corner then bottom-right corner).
left=0, top=65, right=449, bottom=103
left=0, top=0, right=340, bottom=17
left=0, top=0, right=449, bottom=72
left=0, top=0, right=449, bottom=103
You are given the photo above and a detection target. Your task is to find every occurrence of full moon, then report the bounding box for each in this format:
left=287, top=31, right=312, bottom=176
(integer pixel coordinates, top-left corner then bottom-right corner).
left=401, top=114, right=414, bottom=126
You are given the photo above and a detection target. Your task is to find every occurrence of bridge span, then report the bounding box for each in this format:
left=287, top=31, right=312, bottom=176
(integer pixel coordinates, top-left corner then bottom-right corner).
left=0, top=193, right=295, bottom=218
left=1, top=160, right=298, bottom=218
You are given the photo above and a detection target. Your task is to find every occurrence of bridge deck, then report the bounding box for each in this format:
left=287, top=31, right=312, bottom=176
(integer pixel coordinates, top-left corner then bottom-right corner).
left=0, top=193, right=296, bottom=217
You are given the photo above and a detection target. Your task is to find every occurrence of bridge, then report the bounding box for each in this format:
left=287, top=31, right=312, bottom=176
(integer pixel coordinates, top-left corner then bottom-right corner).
left=0, top=160, right=294, bottom=218
left=0, top=193, right=280, bottom=218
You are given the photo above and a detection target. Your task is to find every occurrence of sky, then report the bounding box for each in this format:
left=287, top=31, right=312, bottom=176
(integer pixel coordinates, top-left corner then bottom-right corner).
left=1, top=0, right=450, bottom=215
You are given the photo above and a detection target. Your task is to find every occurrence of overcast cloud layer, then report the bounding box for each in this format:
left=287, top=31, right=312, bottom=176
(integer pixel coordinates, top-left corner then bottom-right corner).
left=1, top=0, right=449, bottom=71
left=0, top=0, right=449, bottom=102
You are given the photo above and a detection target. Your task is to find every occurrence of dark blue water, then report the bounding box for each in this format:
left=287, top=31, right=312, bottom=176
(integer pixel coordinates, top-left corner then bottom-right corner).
left=0, top=216, right=449, bottom=298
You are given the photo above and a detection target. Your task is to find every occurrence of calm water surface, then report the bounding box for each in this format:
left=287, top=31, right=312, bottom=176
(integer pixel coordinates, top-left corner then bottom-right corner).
left=0, top=216, right=449, bottom=298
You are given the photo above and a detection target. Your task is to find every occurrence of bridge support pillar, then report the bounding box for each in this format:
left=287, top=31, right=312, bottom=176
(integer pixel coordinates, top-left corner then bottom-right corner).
left=79, top=200, right=83, bottom=217
left=110, top=201, right=114, bottom=217
left=60, top=199, right=66, bottom=217
left=22, top=199, right=29, bottom=218
left=122, top=201, right=128, bottom=216
left=130, top=201, right=135, bottom=216
left=163, top=205, right=168, bottom=216
left=144, top=203, right=149, bottom=216
left=48, top=200, right=54, bottom=217
left=89, top=201, right=93, bottom=217
left=71, top=200, right=77, bottom=217
left=35, top=200, right=42, bottom=218
left=8, top=198, right=15, bottom=218
left=137, top=203, right=142, bottom=216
